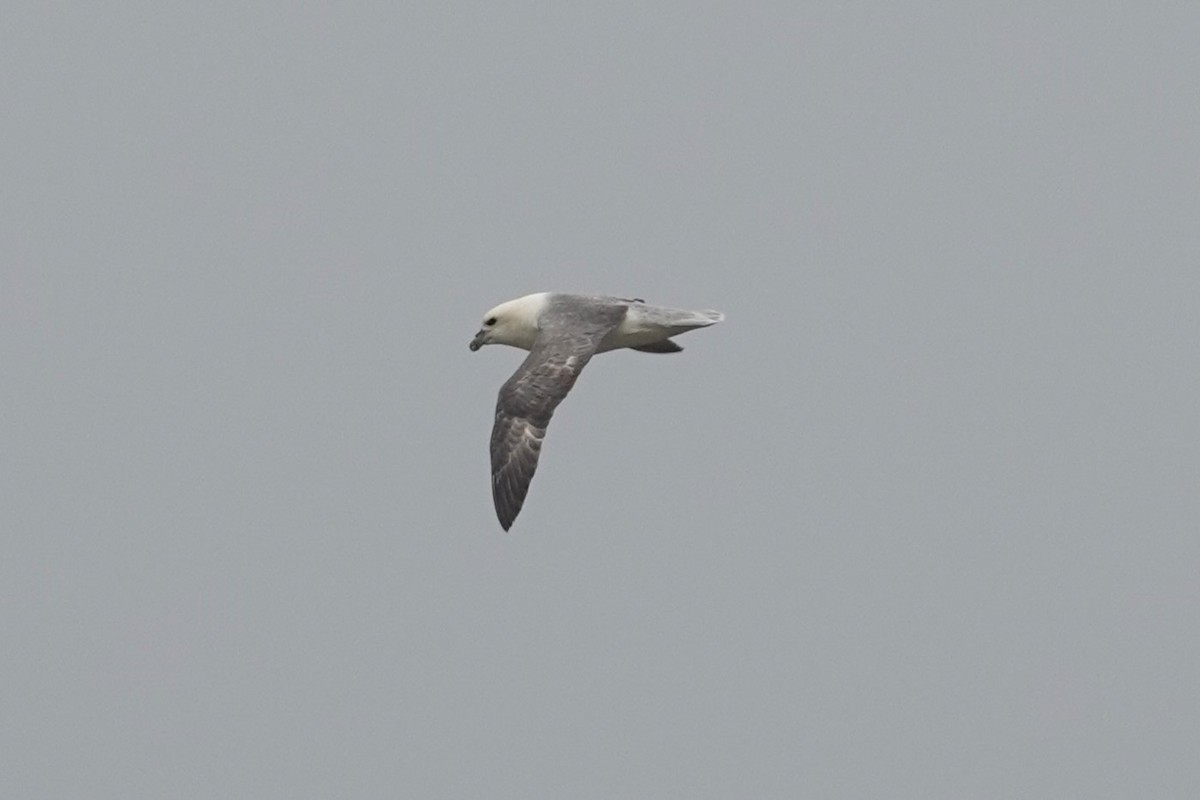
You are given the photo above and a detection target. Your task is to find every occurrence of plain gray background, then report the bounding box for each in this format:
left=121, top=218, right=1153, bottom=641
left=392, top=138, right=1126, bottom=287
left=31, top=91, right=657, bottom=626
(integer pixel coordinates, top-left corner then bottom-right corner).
left=3, top=3, right=1198, bottom=797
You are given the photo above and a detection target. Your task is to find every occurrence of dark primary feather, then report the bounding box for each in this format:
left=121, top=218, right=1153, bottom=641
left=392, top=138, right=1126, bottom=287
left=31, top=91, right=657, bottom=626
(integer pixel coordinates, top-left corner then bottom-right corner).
left=489, top=299, right=627, bottom=530
left=630, top=339, right=683, bottom=353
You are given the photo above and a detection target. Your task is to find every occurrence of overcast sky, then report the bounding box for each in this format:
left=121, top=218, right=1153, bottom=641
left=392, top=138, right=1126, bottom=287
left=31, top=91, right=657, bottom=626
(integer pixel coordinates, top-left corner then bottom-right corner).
left=3, top=4, right=1198, bottom=798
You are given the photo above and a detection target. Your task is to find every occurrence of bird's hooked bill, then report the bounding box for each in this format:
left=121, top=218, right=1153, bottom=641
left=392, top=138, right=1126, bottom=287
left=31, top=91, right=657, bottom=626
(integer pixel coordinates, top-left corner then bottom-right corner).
left=469, top=331, right=484, bottom=351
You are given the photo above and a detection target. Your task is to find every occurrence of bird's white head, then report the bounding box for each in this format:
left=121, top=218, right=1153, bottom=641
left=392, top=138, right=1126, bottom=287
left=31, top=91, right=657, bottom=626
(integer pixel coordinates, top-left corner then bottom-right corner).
left=469, top=293, right=549, bottom=352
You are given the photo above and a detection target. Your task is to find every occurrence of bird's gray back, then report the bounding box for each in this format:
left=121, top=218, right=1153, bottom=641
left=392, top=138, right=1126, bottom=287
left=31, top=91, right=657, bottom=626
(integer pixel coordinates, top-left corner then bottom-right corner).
left=541, top=294, right=632, bottom=333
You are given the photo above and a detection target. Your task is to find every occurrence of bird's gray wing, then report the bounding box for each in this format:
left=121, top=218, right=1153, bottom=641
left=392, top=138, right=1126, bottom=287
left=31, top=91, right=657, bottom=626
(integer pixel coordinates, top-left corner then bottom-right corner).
left=489, top=301, right=628, bottom=530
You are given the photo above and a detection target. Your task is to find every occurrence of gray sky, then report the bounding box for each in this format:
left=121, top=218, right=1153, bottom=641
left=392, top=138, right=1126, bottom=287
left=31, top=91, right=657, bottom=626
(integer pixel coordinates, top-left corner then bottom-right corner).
left=3, top=4, right=1198, bottom=798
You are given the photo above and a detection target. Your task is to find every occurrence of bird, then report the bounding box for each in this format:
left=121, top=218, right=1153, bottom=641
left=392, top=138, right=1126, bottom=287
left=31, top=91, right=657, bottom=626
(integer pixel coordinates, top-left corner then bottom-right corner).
left=469, top=292, right=724, bottom=530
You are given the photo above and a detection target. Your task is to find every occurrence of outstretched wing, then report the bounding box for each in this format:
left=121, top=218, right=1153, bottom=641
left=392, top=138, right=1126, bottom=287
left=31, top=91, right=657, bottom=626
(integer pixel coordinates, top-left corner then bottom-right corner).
left=489, top=301, right=627, bottom=530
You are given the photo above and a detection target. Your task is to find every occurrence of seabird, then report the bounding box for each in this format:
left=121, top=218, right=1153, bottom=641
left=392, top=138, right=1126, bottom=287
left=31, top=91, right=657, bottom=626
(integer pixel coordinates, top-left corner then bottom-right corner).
left=469, top=292, right=724, bottom=530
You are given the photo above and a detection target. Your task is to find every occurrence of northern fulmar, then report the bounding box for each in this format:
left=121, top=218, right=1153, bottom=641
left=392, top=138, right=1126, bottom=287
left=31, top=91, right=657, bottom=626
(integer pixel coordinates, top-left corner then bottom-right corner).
left=469, top=292, right=724, bottom=530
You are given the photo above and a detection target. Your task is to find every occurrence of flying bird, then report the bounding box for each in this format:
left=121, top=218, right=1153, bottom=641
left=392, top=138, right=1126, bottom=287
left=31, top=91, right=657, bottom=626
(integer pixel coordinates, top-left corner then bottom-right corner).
left=469, top=292, right=724, bottom=530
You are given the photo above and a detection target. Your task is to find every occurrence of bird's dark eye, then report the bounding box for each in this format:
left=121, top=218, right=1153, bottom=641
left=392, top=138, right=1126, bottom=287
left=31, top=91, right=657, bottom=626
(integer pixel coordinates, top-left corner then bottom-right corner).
left=485, top=317, right=497, bottom=326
